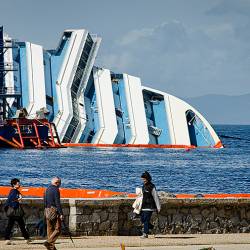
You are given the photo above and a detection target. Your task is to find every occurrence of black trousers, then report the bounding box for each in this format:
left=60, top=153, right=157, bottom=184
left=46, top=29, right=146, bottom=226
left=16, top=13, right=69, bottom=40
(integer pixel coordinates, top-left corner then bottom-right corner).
left=140, top=211, right=153, bottom=234
left=5, top=216, right=30, bottom=240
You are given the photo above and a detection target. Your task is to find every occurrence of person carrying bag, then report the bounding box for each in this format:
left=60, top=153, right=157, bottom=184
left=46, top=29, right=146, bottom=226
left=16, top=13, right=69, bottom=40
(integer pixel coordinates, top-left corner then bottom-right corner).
left=43, top=177, right=64, bottom=250
left=4, top=178, right=31, bottom=245
left=139, top=171, right=161, bottom=239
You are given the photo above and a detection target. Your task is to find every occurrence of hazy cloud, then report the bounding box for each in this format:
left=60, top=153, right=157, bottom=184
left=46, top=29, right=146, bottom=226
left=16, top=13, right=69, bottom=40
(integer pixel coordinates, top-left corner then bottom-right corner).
left=99, top=11, right=250, bottom=97
left=206, top=0, right=250, bottom=18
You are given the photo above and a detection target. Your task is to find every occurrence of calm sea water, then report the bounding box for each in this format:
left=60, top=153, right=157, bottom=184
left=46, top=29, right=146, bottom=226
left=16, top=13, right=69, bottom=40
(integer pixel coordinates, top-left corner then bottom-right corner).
left=0, top=125, right=249, bottom=194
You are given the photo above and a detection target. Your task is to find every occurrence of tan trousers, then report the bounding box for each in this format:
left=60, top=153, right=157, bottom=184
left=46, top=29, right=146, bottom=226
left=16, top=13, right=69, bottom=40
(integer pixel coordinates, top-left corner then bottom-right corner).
left=46, top=216, right=61, bottom=248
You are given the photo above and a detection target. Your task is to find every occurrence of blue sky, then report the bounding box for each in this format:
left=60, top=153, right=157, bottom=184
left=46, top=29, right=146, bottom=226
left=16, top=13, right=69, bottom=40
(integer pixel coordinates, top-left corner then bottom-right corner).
left=1, top=0, right=250, bottom=97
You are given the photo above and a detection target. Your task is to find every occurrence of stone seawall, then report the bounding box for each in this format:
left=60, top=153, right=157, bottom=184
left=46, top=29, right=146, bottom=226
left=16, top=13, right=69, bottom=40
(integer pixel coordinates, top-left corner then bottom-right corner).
left=0, top=198, right=250, bottom=237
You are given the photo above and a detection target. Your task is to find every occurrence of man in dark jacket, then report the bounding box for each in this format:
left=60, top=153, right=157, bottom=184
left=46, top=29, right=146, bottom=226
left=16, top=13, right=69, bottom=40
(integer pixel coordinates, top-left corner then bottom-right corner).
left=43, top=177, right=63, bottom=250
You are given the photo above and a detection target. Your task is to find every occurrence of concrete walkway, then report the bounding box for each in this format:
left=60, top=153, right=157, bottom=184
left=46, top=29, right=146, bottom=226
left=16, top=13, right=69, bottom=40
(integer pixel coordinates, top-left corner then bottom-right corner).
left=0, top=234, right=250, bottom=249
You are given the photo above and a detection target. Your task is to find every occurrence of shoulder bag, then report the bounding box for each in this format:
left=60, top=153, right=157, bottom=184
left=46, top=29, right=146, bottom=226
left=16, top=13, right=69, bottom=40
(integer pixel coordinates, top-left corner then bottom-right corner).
left=45, top=207, right=58, bottom=221
left=6, top=205, right=25, bottom=217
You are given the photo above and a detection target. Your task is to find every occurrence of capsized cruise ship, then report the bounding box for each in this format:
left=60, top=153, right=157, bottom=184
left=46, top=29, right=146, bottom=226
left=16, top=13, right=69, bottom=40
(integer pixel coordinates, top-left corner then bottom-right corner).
left=0, top=26, right=223, bottom=148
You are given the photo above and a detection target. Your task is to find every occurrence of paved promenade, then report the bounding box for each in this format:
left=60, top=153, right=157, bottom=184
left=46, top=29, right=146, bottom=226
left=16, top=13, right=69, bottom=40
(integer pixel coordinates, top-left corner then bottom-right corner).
left=0, top=234, right=250, bottom=249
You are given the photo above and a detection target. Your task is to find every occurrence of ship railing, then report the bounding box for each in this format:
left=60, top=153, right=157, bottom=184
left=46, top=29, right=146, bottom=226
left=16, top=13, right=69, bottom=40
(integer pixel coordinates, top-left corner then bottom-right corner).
left=0, top=62, right=18, bottom=71
left=0, top=87, right=21, bottom=95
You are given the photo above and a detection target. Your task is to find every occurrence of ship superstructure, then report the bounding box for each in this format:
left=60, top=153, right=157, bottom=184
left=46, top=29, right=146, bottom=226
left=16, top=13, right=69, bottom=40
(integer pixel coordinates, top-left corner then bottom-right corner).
left=0, top=26, right=222, bottom=148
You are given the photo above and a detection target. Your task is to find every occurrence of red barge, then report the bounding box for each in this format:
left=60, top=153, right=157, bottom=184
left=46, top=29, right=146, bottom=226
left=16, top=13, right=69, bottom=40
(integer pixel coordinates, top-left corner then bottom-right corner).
left=0, top=117, right=62, bottom=149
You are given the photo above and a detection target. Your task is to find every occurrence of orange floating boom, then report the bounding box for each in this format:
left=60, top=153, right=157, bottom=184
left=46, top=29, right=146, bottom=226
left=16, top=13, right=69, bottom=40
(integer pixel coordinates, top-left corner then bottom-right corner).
left=63, top=143, right=197, bottom=149
left=0, top=186, right=135, bottom=199
left=0, top=186, right=249, bottom=199
left=63, top=142, right=223, bottom=149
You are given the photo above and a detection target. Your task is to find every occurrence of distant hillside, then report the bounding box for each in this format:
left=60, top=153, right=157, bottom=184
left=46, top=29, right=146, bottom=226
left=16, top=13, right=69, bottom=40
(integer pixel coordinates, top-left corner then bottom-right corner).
left=185, top=94, right=250, bottom=125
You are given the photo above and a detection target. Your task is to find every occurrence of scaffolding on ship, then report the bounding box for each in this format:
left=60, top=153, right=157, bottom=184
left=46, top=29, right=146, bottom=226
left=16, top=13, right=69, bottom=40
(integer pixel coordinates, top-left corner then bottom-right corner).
left=0, top=26, right=63, bottom=149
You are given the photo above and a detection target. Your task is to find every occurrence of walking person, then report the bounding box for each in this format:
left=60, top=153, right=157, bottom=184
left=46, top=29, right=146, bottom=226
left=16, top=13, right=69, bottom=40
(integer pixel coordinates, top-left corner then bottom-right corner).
left=43, top=177, right=63, bottom=250
left=4, top=178, right=31, bottom=245
left=140, top=171, right=160, bottom=238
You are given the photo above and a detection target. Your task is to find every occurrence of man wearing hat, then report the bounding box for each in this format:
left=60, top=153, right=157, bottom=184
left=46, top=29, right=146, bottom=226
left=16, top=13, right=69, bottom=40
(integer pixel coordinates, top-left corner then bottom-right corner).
left=140, top=171, right=161, bottom=238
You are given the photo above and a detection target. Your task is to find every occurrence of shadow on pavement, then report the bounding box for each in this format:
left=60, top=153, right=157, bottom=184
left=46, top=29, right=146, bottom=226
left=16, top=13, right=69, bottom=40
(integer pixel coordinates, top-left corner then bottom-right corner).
left=154, top=236, right=196, bottom=239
